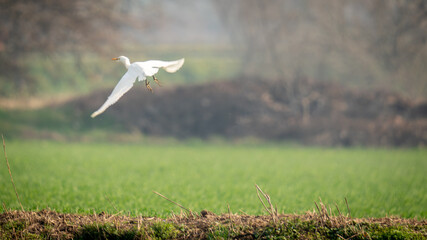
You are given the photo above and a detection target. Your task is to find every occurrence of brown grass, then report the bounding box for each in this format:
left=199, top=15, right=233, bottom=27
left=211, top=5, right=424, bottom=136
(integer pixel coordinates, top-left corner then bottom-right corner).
left=1, top=209, right=426, bottom=239
left=255, top=184, right=278, bottom=224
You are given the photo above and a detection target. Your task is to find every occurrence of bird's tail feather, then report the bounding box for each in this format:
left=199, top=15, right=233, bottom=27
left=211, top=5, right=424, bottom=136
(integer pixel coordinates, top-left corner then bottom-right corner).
left=163, top=58, right=185, bottom=73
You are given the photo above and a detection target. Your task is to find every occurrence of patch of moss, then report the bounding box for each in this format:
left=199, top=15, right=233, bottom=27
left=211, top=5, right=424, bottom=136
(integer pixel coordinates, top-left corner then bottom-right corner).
left=207, top=225, right=231, bottom=240
left=251, top=219, right=426, bottom=240
left=1, top=220, right=41, bottom=239
left=75, top=224, right=138, bottom=240
left=366, top=224, right=425, bottom=240
left=149, top=221, right=180, bottom=240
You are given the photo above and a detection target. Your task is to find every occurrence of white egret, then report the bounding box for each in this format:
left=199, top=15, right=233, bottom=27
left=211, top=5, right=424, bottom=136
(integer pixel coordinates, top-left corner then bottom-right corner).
left=91, top=56, right=184, bottom=118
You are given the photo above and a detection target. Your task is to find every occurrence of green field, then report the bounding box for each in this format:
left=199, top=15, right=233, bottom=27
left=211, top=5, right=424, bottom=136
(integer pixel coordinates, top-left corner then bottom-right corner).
left=0, top=45, right=240, bottom=97
left=1, top=141, right=426, bottom=219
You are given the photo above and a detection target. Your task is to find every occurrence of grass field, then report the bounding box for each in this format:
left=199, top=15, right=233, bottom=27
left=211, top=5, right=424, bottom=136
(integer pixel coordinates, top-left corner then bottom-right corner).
left=0, top=45, right=240, bottom=98
left=1, top=140, right=426, bottom=219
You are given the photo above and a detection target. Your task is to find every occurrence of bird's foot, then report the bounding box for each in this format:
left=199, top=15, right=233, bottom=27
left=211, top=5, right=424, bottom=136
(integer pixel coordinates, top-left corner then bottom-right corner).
left=145, top=81, right=153, bottom=92
left=153, top=76, right=161, bottom=86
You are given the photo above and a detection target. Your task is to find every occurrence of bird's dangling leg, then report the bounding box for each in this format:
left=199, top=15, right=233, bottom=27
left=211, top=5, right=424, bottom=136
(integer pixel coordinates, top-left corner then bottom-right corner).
left=153, top=75, right=161, bottom=86
left=145, top=80, right=153, bottom=92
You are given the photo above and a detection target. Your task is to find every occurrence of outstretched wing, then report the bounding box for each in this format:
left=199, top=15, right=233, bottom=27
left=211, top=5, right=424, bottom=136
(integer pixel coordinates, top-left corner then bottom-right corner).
left=136, top=58, right=185, bottom=76
left=91, top=68, right=138, bottom=118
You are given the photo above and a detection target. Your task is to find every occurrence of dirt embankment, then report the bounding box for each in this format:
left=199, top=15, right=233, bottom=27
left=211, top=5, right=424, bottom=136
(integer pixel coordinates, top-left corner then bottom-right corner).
left=72, top=78, right=427, bottom=147
left=1, top=210, right=426, bottom=239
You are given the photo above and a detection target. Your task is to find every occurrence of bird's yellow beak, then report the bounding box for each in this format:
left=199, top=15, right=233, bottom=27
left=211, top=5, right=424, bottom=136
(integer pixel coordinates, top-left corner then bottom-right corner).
left=112, top=57, right=119, bottom=61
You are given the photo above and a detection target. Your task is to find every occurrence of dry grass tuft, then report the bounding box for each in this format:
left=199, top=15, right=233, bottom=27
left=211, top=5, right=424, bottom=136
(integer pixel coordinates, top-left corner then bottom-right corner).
left=255, top=184, right=278, bottom=224
left=152, top=191, right=194, bottom=217
left=2, top=135, right=24, bottom=212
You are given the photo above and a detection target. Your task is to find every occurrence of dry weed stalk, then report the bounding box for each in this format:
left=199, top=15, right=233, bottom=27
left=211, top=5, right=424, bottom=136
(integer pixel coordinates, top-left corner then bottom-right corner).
left=2, top=202, right=8, bottom=213
left=227, top=203, right=234, bottom=230
left=335, top=202, right=342, bottom=216
left=152, top=191, right=193, bottom=216
left=2, top=134, right=24, bottom=211
left=314, top=201, right=324, bottom=224
left=345, top=197, right=352, bottom=219
left=104, top=193, right=119, bottom=213
left=314, top=198, right=355, bottom=229
left=315, top=198, right=336, bottom=227
left=255, top=184, right=278, bottom=223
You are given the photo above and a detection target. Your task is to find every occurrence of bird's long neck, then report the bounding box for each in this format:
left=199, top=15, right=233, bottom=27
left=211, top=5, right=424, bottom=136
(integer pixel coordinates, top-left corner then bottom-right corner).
left=122, top=58, right=131, bottom=69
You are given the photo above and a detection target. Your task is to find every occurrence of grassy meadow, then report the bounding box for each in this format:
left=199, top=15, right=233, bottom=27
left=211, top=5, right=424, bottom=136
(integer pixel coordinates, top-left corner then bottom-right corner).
left=1, top=140, right=426, bottom=219
left=0, top=45, right=240, bottom=98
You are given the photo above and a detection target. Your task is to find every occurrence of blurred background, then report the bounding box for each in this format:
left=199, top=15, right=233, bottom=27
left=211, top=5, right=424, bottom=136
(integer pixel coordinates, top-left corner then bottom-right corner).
left=1, top=0, right=426, bottom=146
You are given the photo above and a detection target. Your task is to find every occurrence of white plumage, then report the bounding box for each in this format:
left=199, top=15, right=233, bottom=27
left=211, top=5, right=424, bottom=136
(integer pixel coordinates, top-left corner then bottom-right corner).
left=91, top=56, right=184, bottom=118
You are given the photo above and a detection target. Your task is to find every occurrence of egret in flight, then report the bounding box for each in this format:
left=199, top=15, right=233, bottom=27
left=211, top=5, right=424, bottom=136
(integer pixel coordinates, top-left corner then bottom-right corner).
left=91, top=56, right=184, bottom=118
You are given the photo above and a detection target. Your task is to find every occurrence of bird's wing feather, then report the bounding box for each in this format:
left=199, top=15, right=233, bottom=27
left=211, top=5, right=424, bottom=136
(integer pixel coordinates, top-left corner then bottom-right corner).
left=91, top=68, right=138, bottom=118
left=135, top=58, right=185, bottom=76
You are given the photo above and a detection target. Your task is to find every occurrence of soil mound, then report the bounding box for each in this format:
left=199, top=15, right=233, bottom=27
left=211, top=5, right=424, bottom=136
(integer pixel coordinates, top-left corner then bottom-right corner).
left=1, top=210, right=426, bottom=239
left=73, top=78, right=427, bottom=146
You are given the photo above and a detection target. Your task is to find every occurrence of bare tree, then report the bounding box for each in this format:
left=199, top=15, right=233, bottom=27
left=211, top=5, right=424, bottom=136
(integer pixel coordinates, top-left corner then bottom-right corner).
left=366, top=0, right=427, bottom=94
left=0, top=0, right=124, bottom=94
left=213, top=0, right=427, bottom=97
left=367, top=0, right=426, bottom=69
